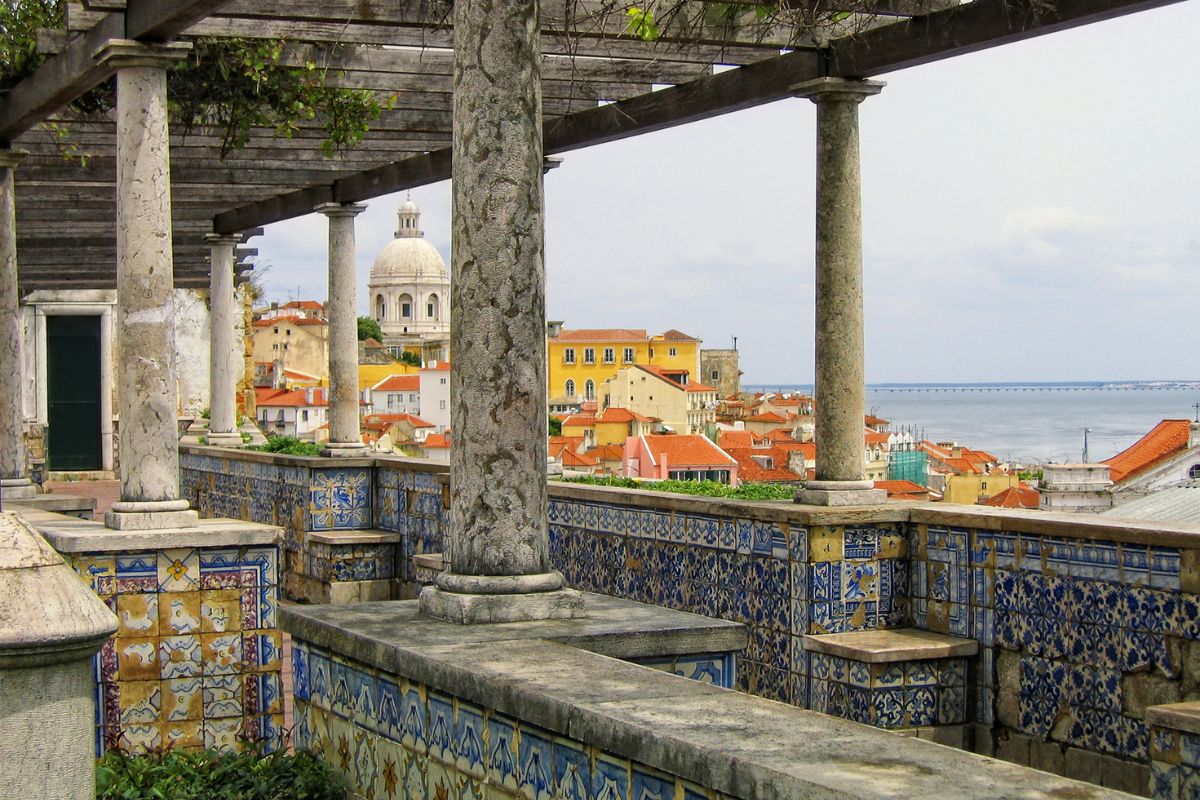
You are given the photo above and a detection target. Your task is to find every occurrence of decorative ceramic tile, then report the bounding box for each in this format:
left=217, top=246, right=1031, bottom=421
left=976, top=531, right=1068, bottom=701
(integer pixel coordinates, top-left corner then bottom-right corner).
left=593, top=753, right=630, bottom=800
left=202, top=674, right=242, bottom=718
left=631, top=765, right=675, bottom=800
left=163, top=677, right=203, bottom=721
left=205, top=716, right=243, bottom=750
left=842, top=560, right=878, bottom=602
left=554, top=738, right=590, bottom=800
left=118, top=680, right=161, bottom=725
left=116, top=637, right=160, bottom=681
left=158, top=548, right=200, bottom=591
left=159, top=634, right=202, bottom=679
left=427, top=691, right=454, bottom=763
left=310, top=469, right=372, bottom=530
left=200, top=632, right=243, bottom=676
left=487, top=714, right=519, bottom=790
left=519, top=725, right=554, bottom=800
left=115, top=594, right=158, bottom=638
left=200, top=589, right=242, bottom=633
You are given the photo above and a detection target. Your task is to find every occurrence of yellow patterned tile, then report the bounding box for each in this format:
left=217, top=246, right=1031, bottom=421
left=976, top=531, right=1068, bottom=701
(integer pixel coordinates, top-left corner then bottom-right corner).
left=119, top=680, right=161, bottom=725
left=116, top=594, right=158, bottom=637
left=808, top=526, right=843, bottom=562
left=162, top=677, right=203, bottom=721
left=159, top=592, right=203, bottom=634
left=116, top=636, right=160, bottom=681
left=200, top=589, right=242, bottom=633
left=162, top=720, right=204, bottom=750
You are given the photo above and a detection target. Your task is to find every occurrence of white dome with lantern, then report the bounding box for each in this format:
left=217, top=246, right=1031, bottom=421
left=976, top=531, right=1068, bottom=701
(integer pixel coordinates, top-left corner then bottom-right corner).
left=367, top=198, right=451, bottom=362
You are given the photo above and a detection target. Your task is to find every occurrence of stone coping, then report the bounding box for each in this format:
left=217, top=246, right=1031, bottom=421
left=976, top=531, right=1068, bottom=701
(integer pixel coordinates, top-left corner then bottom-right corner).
left=412, top=553, right=447, bottom=570
left=18, top=508, right=281, bottom=553
left=1146, top=702, right=1200, bottom=736
left=180, top=444, right=376, bottom=469
left=306, top=529, right=401, bottom=546
left=283, top=596, right=1128, bottom=800
left=182, top=446, right=1200, bottom=548
left=803, top=628, right=979, bottom=663
left=6, top=494, right=96, bottom=513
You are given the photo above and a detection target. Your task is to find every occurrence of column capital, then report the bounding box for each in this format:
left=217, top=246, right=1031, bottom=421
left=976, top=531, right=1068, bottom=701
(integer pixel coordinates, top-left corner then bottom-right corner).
left=204, top=232, right=242, bottom=247
left=543, top=156, right=564, bottom=175
left=0, top=149, right=28, bottom=170
left=94, top=39, right=192, bottom=70
left=792, top=77, right=885, bottom=104
left=314, top=202, right=367, bottom=218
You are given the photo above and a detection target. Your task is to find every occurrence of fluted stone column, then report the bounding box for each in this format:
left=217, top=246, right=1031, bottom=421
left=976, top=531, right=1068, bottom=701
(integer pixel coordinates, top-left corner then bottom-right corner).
left=0, top=150, right=34, bottom=501
left=206, top=234, right=243, bottom=447
left=97, top=40, right=198, bottom=530
left=419, top=0, right=583, bottom=623
left=793, top=78, right=886, bottom=507
left=315, top=203, right=367, bottom=456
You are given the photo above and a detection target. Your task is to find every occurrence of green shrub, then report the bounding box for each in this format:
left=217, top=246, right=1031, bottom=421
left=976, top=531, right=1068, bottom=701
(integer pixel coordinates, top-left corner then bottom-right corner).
left=558, top=475, right=794, bottom=501
left=247, top=436, right=324, bottom=456
left=96, top=744, right=346, bottom=800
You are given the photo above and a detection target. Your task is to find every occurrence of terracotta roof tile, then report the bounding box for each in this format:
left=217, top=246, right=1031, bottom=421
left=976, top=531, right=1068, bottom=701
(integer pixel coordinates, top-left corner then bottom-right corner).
left=372, top=374, right=420, bottom=392
left=747, top=411, right=788, bottom=423
left=597, top=408, right=652, bottom=424
left=255, top=387, right=328, bottom=408
left=643, top=435, right=735, bottom=466
left=423, top=432, right=451, bottom=449
left=1104, top=419, right=1192, bottom=483
left=591, top=444, right=625, bottom=461
left=552, top=328, right=648, bottom=342
left=657, top=329, right=699, bottom=341
left=421, top=362, right=452, bottom=371
left=363, top=413, right=433, bottom=428
left=562, top=414, right=596, bottom=428
left=980, top=484, right=1041, bottom=509
left=865, top=414, right=890, bottom=427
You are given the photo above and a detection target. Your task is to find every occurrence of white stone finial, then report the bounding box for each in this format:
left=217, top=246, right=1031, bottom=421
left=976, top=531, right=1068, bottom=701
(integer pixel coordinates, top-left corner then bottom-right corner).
left=396, top=197, right=422, bottom=238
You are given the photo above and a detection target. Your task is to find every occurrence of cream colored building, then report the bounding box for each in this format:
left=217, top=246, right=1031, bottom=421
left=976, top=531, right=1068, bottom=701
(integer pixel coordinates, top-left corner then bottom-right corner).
left=250, top=314, right=329, bottom=382
left=367, top=198, right=451, bottom=364
left=601, top=365, right=716, bottom=436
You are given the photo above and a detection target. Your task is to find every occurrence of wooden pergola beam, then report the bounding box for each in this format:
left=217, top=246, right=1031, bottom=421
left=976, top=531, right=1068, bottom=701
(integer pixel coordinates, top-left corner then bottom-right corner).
left=0, top=0, right=236, bottom=143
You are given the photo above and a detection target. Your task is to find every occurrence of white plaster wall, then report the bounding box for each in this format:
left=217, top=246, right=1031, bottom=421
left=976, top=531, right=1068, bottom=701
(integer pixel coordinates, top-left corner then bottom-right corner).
left=174, top=288, right=210, bottom=418
left=419, top=370, right=451, bottom=432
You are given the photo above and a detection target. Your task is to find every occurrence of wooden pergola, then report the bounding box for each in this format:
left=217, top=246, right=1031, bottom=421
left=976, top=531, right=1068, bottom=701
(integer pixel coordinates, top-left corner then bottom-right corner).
left=0, top=0, right=1177, bottom=291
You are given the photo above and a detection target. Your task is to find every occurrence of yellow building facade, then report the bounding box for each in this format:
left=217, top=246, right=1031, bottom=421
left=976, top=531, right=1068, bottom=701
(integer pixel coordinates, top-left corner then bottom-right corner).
left=547, top=327, right=701, bottom=405
left=944, top=473, right=1021, bottom=505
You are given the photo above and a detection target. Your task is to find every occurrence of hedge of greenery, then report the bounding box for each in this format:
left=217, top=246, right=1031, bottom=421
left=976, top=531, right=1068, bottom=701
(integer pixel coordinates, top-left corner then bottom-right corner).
left=557, top=475, right=795, bottom=501
left=246, top=436, right=324, bottom=457
left=96, top=746, right=345, bottom=800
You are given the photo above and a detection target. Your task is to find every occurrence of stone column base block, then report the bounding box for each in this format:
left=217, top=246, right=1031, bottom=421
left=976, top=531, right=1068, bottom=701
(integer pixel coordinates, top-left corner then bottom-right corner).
left=795, top=485, right=888, bottom=506
left=0, top=478, right=37, bottom=500
left=204, top=432, right=244, bottom=447
left=436, top=570, right=564, bottom=595
left=322, top=442, right=369, bottom=458
left=418, top=585, right=586, bottom=624
left=104, top=509, right=199, bottom=530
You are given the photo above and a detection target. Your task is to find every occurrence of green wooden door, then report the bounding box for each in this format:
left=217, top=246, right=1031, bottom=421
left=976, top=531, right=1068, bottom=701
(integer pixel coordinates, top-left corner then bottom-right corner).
left=46, top=315, right=102, bottom=471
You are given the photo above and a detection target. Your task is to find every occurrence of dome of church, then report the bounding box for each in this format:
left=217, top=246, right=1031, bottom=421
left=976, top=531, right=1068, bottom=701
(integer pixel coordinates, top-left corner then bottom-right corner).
left=369, top=199, right=448, bottom=281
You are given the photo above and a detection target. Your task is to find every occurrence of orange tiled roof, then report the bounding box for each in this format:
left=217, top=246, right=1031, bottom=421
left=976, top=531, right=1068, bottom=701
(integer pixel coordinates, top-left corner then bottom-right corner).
left=597, top=408, right=652, bottom=424
left=363, top=413, right=434, bottom=428
left=642, top=434, right=735, bottom=467
left=874, top=480, right=929, bottom=500
left=552, top=328, right=648, bottom=342
left=255, top=387, right=328, bottom=408
left=685, top=381, right=717, bottom=393
left=980, top=484, right=1041, bottom=509
left=865, top=429, right=889, bottom=446
left=283, top=300, right=323, bottom=310
left=657, top=329, right=699, bottom=341
left=865, top=414, right=890, bottom=427
left=1104, top=419, right=1192, bottom=483
left=747, top=411, right=788, bottom=423
left=373, top=374, right=420, bottom=392
left=421, top=362, right=452, bottom=371
left=283, top=368, right=319, bottom=380
left=558, top=447, right=599, bottom=468
left=423, top=432, right=451, bottom=449
left=562, top=413, right=596, bottom=428
left=591, top=443, right=625, bottom=461
left=717, top=431, right=754, bottom=450
left=766, top=428, right=799, bottom=443
left=548, top=435, right=586, bottom=451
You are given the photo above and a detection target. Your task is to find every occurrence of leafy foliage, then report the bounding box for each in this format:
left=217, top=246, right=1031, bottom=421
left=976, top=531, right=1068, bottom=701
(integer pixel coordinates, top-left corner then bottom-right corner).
left=357, top=316, right=383, bottom=342
left=0, top=0, right=63, bottom=87
left=559, top=475, right=794, bottom=500
left=248, top=435, right=324, bottom=456
left=549, top=416, right=563, bottom=436
left=624, top=7, right=662, bottom=41
left=397, top=351, right=422, bottom=367
left=95, top=744, right=346, bottom=800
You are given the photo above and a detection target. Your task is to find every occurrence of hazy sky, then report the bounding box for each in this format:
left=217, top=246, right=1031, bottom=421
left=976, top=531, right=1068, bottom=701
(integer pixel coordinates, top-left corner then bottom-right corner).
left=254, top=1, right=1200, bottom=386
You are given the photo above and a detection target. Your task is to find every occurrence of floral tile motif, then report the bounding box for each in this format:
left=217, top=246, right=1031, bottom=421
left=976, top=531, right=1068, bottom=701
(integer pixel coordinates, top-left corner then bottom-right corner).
left=310, top=469, right=372, bottom=531
left=487, top=714, right=518, bottom=790
left=158, top=549, right=200, bottom=591
left=519, top=725, right=554, bottom=800
left=160, top=635, right=203, bottom=679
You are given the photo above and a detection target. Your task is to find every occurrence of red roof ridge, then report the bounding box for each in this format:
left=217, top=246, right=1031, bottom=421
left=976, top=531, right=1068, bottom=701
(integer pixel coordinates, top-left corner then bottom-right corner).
left=1103, top=419, right=1192, bottom=483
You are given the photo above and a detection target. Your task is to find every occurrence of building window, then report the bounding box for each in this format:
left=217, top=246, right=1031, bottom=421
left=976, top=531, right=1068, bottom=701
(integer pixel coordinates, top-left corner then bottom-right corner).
left=440, top=400, right=446, bottom=409
left=427, top=294, right=440, bottom=320
left=565, top=379, right=576, bottom=398
left=563, top=348, right=576, bottom=364
left=603, top=348, right=614, bottom=364
left=301, top=410, right=309, bottom=421
left=583, top=348, right=595, bottom=364
left=440, top=378, right=447, bottom=385
left=584, top=379, right=595, bottom=401
left=711, top=370, right=719, bottom=381
left=623, top=347, right=635, bottom=363
left=1190, top=464, right=1200, bottom=480
left=669, top=347, right=677, bottom=357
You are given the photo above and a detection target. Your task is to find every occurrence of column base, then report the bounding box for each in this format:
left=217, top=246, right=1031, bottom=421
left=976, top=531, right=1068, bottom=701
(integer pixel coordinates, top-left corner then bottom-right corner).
left=205, top=431, right=244, bottom=447
left=0, top=478, right=37, bottom=500
left=322, top=442, right=368, bottom=458
left=795, top=480, right=887, bottom=507
left=418, top=570, right=586, bottom=624
left=105, top=499, right=198, bottom=530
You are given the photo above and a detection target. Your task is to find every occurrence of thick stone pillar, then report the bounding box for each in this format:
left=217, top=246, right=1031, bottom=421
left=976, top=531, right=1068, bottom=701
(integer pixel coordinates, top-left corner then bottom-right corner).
left=97, top=40, right=198, bottom=530
left=205, top=234, right=243, bottom=447
left=0, top=150, right=34, bottom=502
left=793, top=78, right=886, bottom=507
left=419, top=0, right=583, bottom=623
left=315, top=203, right=367, bottom=456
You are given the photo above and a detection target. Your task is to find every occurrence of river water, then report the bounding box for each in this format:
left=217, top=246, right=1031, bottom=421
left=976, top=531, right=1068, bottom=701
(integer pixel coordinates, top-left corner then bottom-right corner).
left=745, top=383, right=1200, bottom=466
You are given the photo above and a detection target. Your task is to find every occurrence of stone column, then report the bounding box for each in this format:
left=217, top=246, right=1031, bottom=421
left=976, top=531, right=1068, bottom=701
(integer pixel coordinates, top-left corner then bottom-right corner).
left=793, top=78, right=886, bottom=507
left=315, top=203, right=367, bottom=456
left=97, top=40, right=198, bottom=530
left=205, top=234, right=243, bottom=447
left=0, top=150, right=34, bottom=502
left=419, top=0, right=583, bottom=624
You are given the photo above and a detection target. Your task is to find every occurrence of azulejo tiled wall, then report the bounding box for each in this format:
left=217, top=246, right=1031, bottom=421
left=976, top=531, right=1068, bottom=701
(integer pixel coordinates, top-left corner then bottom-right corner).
left=1148, top=718, right=1200, bottom=798
left=909, top=521, right=1200, bottom=768
left=631, top=653, right=736, bottom=688
left=68, top=544, right=283, bottom=755
left=374, top=462, right=449, bottom=587
left=808, top=652, right=967, bottom=729
left=547, top=496, right=908, bottom=710
left=291, top=640, right=734, bottom=800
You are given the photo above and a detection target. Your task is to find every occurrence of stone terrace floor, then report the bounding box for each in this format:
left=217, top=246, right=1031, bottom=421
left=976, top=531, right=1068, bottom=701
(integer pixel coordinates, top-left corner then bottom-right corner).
left=43, top=478, right=120, bottom=515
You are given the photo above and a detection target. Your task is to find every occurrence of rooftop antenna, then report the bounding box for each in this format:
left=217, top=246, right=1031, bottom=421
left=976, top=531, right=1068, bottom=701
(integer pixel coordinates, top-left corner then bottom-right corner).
left=1193, top=401, right=1200, bottom=422
left=732, top=336, right=738, bottom=351
left=1082, top=427, right=1092, bottom=463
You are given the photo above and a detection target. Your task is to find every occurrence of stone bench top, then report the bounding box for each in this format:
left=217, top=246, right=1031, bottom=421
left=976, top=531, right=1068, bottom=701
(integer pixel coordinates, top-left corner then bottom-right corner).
left=283, top=595, right=1124, bottom=799
left=307, top=529, right=401, bottom=546
left=412, top=552, right=447, bottom=570
left=17, top=508, right=281, bottom=552
left=803, top=628, right=979, bottom=663
left=1147, top=701, right=1200, bottom=735
left=7, top=494, right=97, bottom=512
